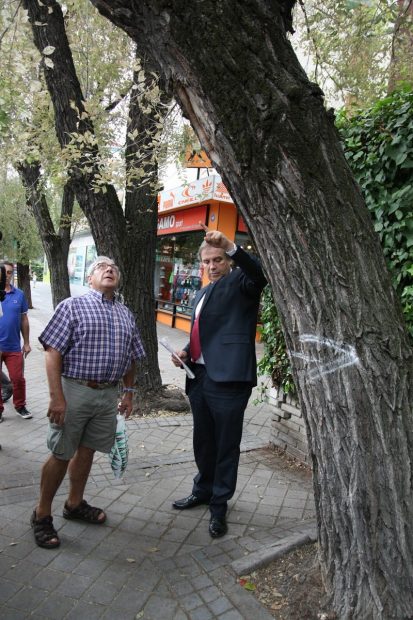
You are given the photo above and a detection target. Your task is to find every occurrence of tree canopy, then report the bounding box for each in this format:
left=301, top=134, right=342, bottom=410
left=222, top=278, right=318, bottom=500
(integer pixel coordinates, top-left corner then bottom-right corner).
left=0, top=175, right=42, bottom=265
left=294, top=0, right=413, bottom=107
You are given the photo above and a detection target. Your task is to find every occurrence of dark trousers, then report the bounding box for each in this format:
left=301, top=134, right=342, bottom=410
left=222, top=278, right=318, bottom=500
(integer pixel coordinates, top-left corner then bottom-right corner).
left=187, top=366, right=252, bottom=518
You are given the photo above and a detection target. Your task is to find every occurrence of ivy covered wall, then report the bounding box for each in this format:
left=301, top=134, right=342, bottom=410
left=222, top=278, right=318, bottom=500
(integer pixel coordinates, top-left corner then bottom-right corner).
left=338, top=88, right=413, bottom=334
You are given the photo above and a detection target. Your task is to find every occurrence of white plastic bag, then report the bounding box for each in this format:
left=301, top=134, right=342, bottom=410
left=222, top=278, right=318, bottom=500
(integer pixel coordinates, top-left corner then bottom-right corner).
left=109, top=414, right=129, bottom=478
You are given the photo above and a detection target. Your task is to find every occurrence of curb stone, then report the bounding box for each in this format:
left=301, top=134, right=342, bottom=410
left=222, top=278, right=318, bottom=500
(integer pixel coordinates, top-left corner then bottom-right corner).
left=231, top=522, right=317, bottom=575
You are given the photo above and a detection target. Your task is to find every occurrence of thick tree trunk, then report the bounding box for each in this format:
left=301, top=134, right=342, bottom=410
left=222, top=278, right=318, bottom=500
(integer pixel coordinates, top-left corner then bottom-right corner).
left=89, top=1, right=413, bottom=617
left=22, top=0, right=126, bottom=264
left=123, top=59, right=163, bottom=398
left=17, top=162, right=71, bottom=308
left=16, top=262, right=32, bottom=309
left=22, top=0, right=166, bottom=400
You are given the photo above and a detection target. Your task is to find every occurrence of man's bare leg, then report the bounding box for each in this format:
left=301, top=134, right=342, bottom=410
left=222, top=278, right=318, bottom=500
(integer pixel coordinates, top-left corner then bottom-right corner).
left=65, top=446, right=105, bottom=522
left=31, top=455, right=68, bottom=547
left=36, top=455, right=69, bottom=519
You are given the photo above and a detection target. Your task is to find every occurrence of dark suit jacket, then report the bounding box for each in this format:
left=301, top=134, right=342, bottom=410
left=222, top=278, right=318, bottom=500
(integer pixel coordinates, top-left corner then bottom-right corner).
left=186, top=247, right=267, bottom=385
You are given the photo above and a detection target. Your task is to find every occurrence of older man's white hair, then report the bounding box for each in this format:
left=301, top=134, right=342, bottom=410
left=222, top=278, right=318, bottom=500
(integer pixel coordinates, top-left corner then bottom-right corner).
left=87, top=256, right=119, bottom=277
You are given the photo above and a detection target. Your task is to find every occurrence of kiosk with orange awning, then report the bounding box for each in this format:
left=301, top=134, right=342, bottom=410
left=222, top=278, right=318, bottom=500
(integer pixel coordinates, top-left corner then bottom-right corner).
left=155, top=174, right=253, bottom=333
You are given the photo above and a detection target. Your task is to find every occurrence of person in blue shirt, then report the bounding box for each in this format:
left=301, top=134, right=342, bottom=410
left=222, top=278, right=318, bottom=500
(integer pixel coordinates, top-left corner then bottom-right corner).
left=0, top=262, right=32, bottom=422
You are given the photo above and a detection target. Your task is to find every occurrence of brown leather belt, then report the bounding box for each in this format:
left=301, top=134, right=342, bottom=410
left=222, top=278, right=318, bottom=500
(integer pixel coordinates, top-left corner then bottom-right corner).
left=65, top=377, right=118, bottom=390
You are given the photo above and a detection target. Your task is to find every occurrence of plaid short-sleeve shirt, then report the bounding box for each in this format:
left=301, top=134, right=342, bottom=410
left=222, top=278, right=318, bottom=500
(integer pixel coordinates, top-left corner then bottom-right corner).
left=39, top=290, right=145, bottom=382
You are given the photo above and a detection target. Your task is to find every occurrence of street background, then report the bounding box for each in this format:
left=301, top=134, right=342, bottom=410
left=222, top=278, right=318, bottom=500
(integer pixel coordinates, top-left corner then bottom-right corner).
left=0, top=282, right=315, bottom=620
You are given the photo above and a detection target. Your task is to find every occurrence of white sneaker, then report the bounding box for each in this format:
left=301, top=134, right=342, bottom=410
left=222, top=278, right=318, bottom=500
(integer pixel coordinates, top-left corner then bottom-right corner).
left=15, top=406, right=33, bottom=419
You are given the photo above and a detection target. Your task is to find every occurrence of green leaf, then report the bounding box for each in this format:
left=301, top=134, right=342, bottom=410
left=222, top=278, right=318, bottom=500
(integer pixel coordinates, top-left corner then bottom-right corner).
left=395, top=151, right=407, bottom=166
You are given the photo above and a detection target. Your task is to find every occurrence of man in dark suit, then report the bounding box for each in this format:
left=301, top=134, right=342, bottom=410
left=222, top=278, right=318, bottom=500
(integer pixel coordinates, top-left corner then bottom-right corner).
left=172, top=223, right=267, bottom=538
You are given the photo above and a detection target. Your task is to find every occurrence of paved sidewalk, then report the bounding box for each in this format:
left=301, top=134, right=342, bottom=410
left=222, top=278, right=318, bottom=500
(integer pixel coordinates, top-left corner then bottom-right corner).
left=0, top=283, right=315, bottom=620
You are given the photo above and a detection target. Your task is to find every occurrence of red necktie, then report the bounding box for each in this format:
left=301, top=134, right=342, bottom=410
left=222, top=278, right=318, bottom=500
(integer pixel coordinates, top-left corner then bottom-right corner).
left=190, top=314, right=202, bottom=362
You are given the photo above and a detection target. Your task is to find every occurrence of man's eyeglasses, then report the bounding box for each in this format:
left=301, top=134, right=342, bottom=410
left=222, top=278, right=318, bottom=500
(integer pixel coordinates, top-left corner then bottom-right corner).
left=93, top=262, right=119, bottom=273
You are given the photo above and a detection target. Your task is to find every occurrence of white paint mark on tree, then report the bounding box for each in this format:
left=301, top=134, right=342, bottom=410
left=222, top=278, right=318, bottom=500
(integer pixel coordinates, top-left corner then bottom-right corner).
left=274, top=180, right=286, bottom=196
left=292, top=334, right=359, bottom=380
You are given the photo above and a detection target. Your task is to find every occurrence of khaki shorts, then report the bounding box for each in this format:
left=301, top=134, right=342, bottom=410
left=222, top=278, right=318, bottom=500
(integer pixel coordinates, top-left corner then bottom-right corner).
left=47, top=377, right=118, bottom=461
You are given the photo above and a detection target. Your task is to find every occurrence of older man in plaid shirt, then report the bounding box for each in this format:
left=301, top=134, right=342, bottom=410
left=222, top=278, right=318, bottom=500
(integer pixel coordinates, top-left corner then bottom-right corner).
left=30, top=256, right=145, bottom=549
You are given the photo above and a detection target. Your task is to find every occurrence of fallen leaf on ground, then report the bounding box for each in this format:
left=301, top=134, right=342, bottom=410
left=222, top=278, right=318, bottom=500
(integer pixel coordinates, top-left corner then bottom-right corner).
left=239, top=578, right=256, bottom=591
left=270, top=602, right=284, bottom=610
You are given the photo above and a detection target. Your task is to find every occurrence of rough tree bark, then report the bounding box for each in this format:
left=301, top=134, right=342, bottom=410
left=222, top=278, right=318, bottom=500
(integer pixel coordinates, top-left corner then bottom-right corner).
left=16, top=262, right=32, bottom=309
left=123, top=59, right=159, bottom=391
left=122, top=56, right=187, bottom=410
left=17, top=162, right=72, bottom=308
left=88, top=1, right=413, bottom=618
left=22, top=0, right=183, bottom=409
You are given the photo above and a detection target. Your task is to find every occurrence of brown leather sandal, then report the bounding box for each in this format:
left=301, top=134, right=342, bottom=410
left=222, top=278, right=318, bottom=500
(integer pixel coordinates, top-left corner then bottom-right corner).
left=30, top=510, right=60, bottom=549
left=62, top=499, right=106, bottom=524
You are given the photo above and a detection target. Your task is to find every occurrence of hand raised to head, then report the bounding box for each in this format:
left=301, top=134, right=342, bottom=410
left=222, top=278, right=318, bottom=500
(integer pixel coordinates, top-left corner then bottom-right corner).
left=199, top=222, right=234, bottom=252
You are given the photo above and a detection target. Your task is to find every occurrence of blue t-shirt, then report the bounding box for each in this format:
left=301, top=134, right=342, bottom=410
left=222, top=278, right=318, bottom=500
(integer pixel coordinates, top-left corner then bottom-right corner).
left=0, top=286, right=29, bottom=352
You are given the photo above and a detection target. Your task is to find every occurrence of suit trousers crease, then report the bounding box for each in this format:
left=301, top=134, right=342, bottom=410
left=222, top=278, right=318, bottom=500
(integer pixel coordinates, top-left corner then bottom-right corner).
left=187, top=366, right=252, bottom=517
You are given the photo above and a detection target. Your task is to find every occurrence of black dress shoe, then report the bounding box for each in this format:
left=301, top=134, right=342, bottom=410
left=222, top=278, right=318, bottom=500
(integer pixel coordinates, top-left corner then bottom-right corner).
left=172, top=494, right=209, bottom=510
left=209, top=516, right=228, bottom=538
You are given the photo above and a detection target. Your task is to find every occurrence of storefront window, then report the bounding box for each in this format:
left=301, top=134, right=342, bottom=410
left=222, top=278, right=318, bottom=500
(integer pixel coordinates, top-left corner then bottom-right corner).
left=155, top=231, right=204, bottom=316
left=68, top=246, right=86, bottom=284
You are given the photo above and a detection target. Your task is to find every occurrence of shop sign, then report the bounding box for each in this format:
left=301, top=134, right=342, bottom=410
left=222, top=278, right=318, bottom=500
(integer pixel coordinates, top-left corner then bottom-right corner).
left=184, top=147, right=212, bottom=168
left=157, top=205, right=208, bottom=235
left=158, top=174, right=232, bottom=211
